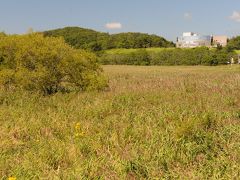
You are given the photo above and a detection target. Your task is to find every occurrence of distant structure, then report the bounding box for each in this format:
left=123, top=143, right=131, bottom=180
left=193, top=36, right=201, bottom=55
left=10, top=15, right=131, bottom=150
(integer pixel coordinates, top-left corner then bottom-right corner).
left=231, top=57, right=235, bottom=65
left=212, top=36, right=228, bottom=47
left=176, top=32, right=228, bottom=48
left=176, top=32, right=212, bottom=48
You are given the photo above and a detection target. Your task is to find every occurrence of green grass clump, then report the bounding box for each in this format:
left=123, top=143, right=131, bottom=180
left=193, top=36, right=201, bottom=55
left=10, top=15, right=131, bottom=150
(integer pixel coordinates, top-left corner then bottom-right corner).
left=235, top=50, right=240, bottom=54
left=0, top=65, right=240, bottom=179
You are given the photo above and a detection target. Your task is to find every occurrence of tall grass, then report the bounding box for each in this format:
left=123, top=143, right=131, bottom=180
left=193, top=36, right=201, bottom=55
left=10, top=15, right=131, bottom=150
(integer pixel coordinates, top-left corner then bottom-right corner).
left=0, top=65, right=240, bottom=179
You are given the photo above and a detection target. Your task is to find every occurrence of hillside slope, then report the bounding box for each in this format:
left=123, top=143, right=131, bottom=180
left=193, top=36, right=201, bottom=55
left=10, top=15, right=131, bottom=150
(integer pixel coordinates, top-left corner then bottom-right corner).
left=43, top=27, right=175, bottom=51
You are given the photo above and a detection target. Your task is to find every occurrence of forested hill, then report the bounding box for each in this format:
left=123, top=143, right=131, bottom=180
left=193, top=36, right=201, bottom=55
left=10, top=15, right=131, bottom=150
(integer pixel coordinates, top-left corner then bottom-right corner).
left=43, top=27, right=175, bottom=51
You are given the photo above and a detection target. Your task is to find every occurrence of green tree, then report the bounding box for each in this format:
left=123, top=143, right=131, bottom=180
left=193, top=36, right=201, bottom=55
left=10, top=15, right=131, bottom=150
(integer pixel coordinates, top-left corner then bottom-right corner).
left=226, top=36, right=240, bottom=51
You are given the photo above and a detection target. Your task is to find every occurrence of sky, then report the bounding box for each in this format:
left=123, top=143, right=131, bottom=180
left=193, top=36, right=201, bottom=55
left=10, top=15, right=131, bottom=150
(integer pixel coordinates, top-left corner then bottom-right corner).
left=0, top=0, right=240, bottom=41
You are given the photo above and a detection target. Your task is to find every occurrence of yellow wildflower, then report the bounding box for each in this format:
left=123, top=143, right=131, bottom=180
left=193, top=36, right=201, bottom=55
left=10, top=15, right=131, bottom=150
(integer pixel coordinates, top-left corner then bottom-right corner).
left=74, top=122, right=85, bottom=138
left=75, top=122, right=81, bottom=130
left=8, top=177, right=16, bottom=180
left=75, top=132, right=85, bottom=137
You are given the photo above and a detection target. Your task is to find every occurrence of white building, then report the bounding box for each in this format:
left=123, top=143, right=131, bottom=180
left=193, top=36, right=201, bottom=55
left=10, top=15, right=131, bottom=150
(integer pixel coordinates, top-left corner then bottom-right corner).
left=177, top=32, right=212, bottom=48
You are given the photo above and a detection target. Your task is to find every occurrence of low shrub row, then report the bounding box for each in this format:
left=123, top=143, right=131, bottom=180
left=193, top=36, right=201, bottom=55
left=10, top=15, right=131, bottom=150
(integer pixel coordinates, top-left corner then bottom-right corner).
left=98, top=47, right=237, bottom=66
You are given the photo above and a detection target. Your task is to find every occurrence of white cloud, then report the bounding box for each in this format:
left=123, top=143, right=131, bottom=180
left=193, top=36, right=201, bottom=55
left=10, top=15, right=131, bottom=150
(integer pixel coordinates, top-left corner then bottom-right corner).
left=105, top=22, right=122, bottom=29
left=230, top=11, right=240, bottom=22
left=184, top=12, right=192, bottom=20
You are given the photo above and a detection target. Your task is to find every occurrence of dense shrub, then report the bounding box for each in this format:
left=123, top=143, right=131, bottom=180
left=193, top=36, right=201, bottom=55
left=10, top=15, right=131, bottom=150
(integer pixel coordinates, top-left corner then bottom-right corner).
left=227, top=36, right=240, bottom=51
left=98, top=47, right=237, bottom=66
left=100, top=49, right=150, bottom=65
left=0, top=33, right=107, bottom=94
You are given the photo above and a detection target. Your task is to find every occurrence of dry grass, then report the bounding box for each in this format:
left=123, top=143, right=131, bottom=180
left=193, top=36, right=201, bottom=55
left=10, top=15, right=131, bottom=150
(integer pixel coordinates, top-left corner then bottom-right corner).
left=0, top=65, right=240, bottom=179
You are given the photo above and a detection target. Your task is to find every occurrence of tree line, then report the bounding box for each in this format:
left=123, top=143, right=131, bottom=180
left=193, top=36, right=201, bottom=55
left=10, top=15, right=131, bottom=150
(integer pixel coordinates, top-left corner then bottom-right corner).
left=98, top=47, right=238, bottom=66
left=43, top=27, right=175, bottom=51
left=43, top=27, right=240, bottom=52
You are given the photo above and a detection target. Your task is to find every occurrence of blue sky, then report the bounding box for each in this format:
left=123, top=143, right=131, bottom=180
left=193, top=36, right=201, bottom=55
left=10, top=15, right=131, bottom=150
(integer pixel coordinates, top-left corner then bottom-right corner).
left=0, top=0, right=240, bottom=41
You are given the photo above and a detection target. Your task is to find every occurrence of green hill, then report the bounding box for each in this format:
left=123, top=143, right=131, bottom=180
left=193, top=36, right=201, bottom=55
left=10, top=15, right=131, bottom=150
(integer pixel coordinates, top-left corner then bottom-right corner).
left=43, top=27, right=175, bottom=51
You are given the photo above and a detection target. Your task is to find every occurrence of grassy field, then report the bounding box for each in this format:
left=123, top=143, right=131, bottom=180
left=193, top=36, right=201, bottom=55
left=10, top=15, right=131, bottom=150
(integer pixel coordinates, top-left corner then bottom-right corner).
left=104, top=47, right=175, bottom=54
left=106, top=48, right=240, bottom=55
left=0, top=65, right=240, bottom=179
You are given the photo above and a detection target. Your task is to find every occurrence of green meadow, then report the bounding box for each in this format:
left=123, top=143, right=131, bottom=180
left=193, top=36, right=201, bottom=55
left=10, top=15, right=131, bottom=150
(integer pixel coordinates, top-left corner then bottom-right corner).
left=106, top=48, right=240, bottom=56
left=0, top=65, right=240, bottom=179
left=104, top=48, right=175, bottom=54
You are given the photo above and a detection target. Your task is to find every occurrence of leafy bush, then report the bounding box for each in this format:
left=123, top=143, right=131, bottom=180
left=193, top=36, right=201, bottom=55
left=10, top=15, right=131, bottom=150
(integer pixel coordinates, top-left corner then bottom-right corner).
left=227, top=36, right=240, bottom=51
left=0, top=33, right=107, bottom=94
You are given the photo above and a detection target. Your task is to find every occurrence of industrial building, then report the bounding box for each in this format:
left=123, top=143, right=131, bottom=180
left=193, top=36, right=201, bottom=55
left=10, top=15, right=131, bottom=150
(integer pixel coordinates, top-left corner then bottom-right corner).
left=176, top=32, right=228, bottom=48
left=212, top=36, right=228, bottom=47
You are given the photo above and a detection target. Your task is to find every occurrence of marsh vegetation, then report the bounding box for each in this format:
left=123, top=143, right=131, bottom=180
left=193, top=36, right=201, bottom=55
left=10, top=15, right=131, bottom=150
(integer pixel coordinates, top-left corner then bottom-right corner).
left=1, top=65, right=239, bottom=179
